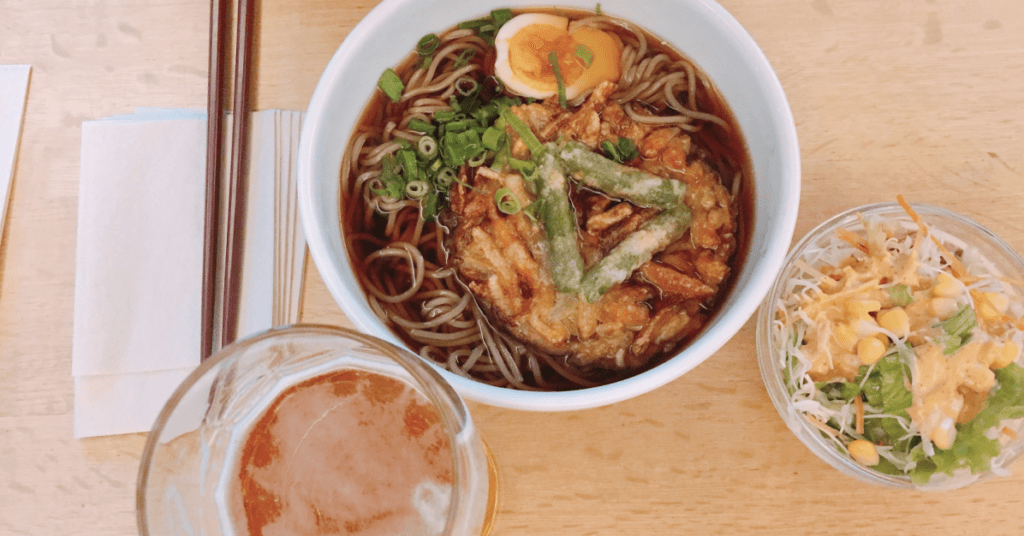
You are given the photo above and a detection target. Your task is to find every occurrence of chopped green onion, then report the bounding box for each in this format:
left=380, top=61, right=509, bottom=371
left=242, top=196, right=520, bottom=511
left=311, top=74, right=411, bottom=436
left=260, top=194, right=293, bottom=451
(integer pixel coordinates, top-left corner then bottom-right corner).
left=434, top=110, right=458, bottom=123
left=445, top=119, right=472, bottom=133
left=405, top=180, right=429, bottom=199
left=421, top=188, right=440, bottom=221
left=616, top=137, right=639, bottom=161
left=547, top=50, right=568, bottom=109
left=417, top=135, right=438, bottom=158
left=601, top=140, right=621, bottom=162
left=416, top=34, right=440, bottom=56
left=455, top=76, right=479, bottom=96
left=454, top=49, right=477, bottom=69
left=482, top=126, right=506, bottom=151
left=408, top=118, right=435, bottom=134
left=501, top=108, right=545, bottom=157
left=487, top=75, right=505, bottom=95
left=397, top=149, right=419, bottom=182
left=377, top=68, right=404, bottom=103
left=467, top=151, right=488, bottom=167
left=491, top=8, right=514, bottom=27
left=373, top=154, right=405, bottom=199
left=602, top=138, right=639, bottom=163
left=494, top=187, right=522, bottom=215
left=888, top=284, right=914, bottom=307
left=458, top=18, right=490, bottom=30
left=507, top=157, right=537, bottom=177
left=575, top=44, right=594, bottom=67
left=436, top=168, right=457, bottom=188
left=477, top=24, right=498, bottom=44
left=595, top=3, right=602, bottom=15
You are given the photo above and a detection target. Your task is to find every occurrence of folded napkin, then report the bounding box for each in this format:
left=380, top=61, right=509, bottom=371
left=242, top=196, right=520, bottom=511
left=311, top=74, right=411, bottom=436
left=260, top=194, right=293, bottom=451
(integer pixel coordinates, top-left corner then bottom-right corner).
left=0, top=65, right=31, bottom=248
left=73, top=108, right=306, bottom=438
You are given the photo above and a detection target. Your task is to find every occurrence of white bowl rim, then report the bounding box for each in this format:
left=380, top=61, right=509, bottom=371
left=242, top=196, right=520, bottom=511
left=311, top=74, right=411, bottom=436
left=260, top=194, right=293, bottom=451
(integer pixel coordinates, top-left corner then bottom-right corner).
left=297, top=0, right=801, bottom=411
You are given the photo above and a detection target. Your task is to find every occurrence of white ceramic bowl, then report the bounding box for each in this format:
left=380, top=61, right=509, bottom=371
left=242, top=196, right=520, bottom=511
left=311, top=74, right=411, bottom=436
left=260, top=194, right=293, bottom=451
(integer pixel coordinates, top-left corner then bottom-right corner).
left=298, top=0, right=801, bottom=410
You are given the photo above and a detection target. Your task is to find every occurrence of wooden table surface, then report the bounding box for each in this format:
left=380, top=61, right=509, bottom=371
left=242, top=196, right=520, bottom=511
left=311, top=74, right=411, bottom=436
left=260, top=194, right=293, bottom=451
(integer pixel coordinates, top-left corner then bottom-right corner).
left=2, top=0, right=1023, bottom=534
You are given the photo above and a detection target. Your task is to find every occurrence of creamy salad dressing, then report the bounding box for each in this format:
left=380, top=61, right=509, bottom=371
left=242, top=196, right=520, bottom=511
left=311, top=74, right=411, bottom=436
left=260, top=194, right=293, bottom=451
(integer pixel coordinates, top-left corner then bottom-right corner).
left=774, top=201, right=1024, bottom=485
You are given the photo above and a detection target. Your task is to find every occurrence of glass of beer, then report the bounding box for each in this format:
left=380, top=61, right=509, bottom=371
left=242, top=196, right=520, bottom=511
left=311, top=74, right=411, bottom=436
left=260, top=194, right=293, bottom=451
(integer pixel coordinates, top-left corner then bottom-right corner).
left=137, top=325, right=496, bottom=536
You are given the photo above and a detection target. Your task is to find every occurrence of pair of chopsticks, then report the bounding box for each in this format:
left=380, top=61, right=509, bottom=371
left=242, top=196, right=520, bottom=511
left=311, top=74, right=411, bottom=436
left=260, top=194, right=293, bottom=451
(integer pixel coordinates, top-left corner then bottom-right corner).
left=201, top=0, right=256, bottom=359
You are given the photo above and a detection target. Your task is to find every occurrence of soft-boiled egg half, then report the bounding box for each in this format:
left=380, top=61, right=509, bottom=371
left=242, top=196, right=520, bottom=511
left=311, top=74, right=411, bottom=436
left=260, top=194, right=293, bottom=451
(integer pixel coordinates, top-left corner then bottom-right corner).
left=494, top=13, right=622, bottom=101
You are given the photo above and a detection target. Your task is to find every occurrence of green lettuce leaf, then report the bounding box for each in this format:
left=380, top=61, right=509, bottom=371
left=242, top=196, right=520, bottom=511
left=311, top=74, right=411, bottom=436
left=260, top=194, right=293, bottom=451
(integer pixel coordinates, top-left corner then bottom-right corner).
left=910, top=362, right=1024, bottom=484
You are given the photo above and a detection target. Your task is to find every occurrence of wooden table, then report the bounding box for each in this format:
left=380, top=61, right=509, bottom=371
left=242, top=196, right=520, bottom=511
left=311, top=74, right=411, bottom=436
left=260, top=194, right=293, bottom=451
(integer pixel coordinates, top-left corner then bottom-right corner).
left=3, top=0, right=1023, bottom=534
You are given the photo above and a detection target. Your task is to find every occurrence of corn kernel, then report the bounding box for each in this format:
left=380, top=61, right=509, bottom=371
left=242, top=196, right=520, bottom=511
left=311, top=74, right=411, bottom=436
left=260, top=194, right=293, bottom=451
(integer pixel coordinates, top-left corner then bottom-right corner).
left=878, top=307, right=910, bottom=338
left=992, top=341, right=1019, bottom=370
left=846, top=299, right=882, bottom=318
left=978, top=292, right=1010, bottom=321
left=932, top=272, right=965, bottom=298
left=832, top=323, right=858, bottom=352
left=857, top=337, right=887, bottom=365
left=848, top=439, right=880, bottom=466
left=929, top=297, right=960, bottom=319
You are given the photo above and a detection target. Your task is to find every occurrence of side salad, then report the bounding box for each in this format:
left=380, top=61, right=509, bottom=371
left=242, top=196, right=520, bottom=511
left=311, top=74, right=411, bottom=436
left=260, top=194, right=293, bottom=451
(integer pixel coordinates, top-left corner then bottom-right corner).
left=771, top=198, right=1024, bottom=487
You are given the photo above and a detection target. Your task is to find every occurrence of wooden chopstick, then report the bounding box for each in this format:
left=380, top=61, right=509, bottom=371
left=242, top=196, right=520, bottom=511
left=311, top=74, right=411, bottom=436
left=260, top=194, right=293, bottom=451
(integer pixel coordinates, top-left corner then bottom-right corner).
left=220, top=0, right=257, bottom=349
left=201, top=0, right=257, bottom=359
left=201, top=0, right=231, bottom=360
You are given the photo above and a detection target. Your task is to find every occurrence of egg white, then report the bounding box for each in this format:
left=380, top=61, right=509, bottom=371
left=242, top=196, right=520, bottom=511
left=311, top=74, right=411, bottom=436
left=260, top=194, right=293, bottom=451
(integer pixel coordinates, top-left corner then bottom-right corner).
left=493, top=13, right=569, bottom=99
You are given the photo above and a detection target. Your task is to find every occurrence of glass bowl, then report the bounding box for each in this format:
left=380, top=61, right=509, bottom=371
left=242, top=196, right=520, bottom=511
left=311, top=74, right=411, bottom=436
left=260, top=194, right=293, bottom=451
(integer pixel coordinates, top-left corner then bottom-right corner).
left=757, top=202, right=1024, bottom=490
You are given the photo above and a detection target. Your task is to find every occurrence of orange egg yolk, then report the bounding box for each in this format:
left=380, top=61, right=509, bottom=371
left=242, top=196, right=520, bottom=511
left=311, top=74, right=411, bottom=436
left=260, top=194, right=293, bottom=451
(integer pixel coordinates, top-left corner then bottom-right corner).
left=507, top=24, right=621, bottom=94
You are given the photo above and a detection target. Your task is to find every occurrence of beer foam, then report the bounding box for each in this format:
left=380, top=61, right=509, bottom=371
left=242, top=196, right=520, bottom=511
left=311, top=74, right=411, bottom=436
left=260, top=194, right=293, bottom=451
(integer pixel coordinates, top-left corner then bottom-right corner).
left=412, top=480, right=453, bottom=535
left=229, top=368, right=455, bottom=536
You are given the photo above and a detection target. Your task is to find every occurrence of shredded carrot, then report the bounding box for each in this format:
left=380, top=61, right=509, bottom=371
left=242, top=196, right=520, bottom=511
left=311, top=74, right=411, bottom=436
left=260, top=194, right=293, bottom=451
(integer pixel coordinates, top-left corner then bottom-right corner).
left=805, top=414, right=841, bottom=437
left=837, top=228, right=869, bottom=254
left=896, top=194, right=968, bottom=279
left=855, top=395, right=865, bottom=435
left=1002, top=427, right=1018, bottom=440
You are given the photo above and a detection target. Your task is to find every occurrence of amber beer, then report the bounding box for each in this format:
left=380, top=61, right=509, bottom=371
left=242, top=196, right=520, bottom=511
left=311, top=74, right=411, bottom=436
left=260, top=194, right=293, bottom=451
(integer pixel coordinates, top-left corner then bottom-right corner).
left=226, top=367, right=464, bottom=536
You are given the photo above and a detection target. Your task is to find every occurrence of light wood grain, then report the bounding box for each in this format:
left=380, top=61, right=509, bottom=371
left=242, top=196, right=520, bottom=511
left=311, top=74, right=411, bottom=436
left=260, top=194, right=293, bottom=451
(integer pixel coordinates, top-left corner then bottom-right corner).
left=1, top=0, right=1023, bottom=534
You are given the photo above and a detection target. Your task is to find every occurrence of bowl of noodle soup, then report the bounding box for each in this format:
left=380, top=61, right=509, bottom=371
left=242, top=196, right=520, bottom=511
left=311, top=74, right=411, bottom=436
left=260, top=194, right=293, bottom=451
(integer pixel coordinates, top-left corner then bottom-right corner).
left=298, top=0, right=800, bottom=410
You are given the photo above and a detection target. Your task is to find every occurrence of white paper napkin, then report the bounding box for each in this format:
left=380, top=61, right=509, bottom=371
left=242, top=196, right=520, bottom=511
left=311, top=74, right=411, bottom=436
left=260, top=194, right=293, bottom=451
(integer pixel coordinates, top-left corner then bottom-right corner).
left=73, top=108, right=306, bottom=438
left=0, top=65, right=31, bottom=248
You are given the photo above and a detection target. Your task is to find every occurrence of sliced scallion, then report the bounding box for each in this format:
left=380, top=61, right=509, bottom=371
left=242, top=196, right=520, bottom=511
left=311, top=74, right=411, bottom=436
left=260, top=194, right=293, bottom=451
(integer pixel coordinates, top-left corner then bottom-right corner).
left=467, top=151, right=488, bottom=167
left=491, top=8, right=514, bottom=27
left=547, top=50, right=568, bottom=109
left=397, top=149, right=419, bottom=182
left=575, top=44, right=594, bottom=67
left=434, top=110, right=458, bottom=123
left=601, top=140, right=621, bottom=162
left=416, top=33, right=440, bottom=56
left=407, top=118, right=435, bottom=134
left=454, top=49, right=477, bottom=69
left=406, top=180, right=429, bottom=199
left=494, top=187, right=522, bottom=215
left=482, top=126, right=505, bottom=151
left=436, top=168, right=457, bottom=189
left=377, top=68, right=404, bottom=103
left=417, top=135, right=438, bottom=158
left=500, top=108, right=545, bottom=157
left=455, top=76, right=479, bottom=96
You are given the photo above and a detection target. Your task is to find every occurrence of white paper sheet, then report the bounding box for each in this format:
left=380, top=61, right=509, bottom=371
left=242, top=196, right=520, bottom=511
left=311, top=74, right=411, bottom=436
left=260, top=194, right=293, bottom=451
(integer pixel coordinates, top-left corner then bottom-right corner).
left=0, top=65, right=31, bottom=247
left=72, top=108, right=307, bottom=438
